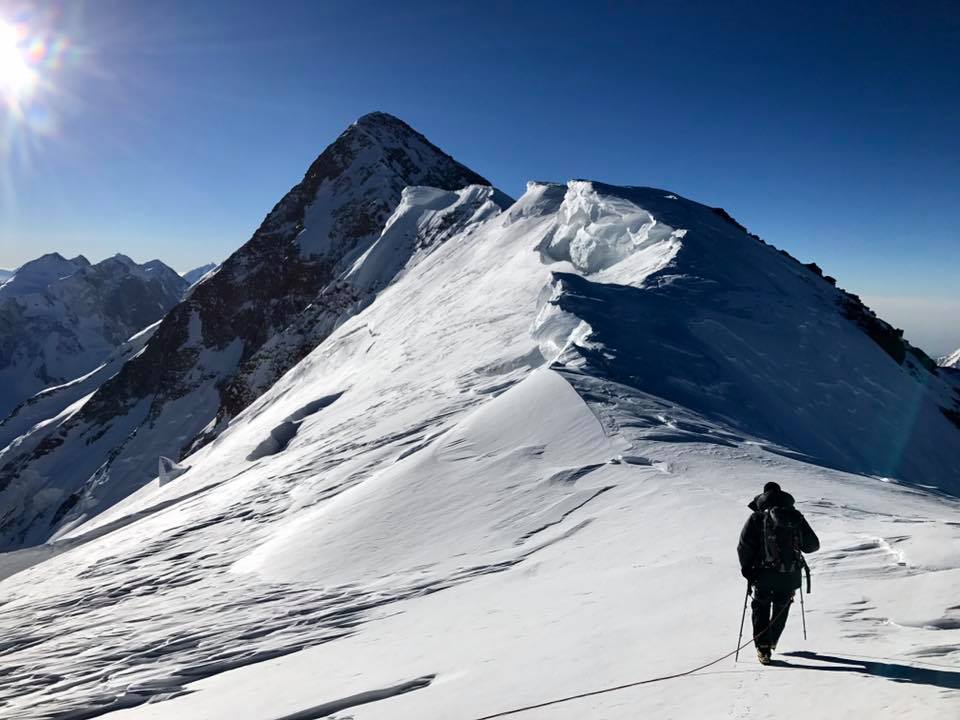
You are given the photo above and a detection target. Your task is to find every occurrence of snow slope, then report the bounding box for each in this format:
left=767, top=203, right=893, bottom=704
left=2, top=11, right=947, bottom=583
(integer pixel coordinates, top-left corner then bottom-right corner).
left=0, top=253, right=185, bottom=419
left=939, top=348, right=960, bottom=369
left=0, top=178, right=957, bottom=719
left=0, top=268, right=13, bottom=282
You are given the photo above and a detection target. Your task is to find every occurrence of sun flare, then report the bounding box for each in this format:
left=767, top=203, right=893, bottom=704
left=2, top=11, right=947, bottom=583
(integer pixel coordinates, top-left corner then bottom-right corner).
left=0, top=19, right=36, bottom=106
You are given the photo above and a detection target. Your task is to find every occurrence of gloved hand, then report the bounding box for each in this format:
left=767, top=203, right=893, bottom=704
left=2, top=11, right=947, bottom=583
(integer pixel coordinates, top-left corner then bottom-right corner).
left=740, top=567, right=756, bottom=582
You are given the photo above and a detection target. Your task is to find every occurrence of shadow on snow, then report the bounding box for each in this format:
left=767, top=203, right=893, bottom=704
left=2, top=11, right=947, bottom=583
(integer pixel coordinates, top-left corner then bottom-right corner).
left=779, top=651, right=960, bottom=691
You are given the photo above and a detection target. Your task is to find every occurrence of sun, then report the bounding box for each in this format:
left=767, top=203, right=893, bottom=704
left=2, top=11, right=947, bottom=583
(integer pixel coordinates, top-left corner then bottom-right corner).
left=0, top=19, right=36, bottom=108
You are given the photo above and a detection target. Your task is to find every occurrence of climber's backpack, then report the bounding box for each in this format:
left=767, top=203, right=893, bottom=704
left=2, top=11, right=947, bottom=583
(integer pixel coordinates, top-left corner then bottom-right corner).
left=761, top=506, right=803, bottom=573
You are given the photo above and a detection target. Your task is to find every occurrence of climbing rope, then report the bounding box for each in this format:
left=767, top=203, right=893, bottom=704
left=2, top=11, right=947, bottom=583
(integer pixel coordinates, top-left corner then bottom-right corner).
left=473, top=596, right=792, bottom=719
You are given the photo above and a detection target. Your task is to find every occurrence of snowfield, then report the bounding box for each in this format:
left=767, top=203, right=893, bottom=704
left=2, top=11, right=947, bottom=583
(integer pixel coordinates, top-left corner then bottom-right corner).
left=1, top=156, right=958, bottom=717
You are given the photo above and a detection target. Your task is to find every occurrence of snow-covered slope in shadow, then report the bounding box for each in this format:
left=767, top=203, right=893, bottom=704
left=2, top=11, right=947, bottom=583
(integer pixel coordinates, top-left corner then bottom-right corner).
left=0, top=180, right=957, bottom=719
left=547, top=183, right=960, bottom=488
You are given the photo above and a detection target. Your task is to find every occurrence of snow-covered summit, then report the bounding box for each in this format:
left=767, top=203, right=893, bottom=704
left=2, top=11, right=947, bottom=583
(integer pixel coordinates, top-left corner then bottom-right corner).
left=939, top=348, right=960, bottom=369
left=0, top=252, right=90, bottom=299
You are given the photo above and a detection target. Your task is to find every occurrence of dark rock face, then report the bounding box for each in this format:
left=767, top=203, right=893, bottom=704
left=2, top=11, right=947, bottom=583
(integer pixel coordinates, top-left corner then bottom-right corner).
left=0, top=112, right=496, bottom=548
left=110, top=112, right=492, bottom=424
left=838, top=291, right=938, bottom=374
left=206, top=184, right=509, bottom=443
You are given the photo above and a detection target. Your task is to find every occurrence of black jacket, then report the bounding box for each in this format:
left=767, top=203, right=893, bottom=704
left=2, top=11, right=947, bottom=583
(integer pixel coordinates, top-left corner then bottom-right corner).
left=737, top=488, right=820, bottom=592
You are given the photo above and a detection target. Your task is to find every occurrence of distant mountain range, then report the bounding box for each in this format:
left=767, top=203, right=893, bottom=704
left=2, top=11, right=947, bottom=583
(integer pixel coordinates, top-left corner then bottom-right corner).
left=0, top=253, right=186, bottom=420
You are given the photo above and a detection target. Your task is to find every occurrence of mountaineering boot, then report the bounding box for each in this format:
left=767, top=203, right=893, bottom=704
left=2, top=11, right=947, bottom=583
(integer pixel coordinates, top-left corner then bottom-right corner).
left=757, top=646, right=772, bottom=665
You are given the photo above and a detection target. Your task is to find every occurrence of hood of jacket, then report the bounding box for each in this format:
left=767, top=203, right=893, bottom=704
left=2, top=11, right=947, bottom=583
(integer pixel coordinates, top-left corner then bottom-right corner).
left=748, top=488, right=796, bottom=512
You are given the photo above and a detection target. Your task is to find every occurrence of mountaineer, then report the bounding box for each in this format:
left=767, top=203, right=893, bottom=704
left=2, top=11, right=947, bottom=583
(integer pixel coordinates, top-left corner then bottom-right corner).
left=737, top=482, right=820, bottom=664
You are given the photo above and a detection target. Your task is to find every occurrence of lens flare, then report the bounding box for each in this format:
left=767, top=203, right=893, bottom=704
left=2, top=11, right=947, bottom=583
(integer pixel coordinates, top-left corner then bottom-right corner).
left=0, top=20, right=36, bottom=110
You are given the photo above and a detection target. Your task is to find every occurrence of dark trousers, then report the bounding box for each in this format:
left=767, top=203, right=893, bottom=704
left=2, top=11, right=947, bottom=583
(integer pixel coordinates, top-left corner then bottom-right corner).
left=751, top=587, right=794, bottom=649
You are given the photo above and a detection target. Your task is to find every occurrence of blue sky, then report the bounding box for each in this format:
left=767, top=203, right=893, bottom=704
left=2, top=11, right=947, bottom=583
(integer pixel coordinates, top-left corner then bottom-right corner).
left=0, top=1, right=957, bottom=354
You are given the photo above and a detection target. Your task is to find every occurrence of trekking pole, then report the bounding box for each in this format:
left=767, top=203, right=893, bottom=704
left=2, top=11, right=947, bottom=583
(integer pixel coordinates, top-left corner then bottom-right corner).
left=799, top=586, right=807, bottom=640
left=799, top=559, right=810, bottom=640
left=734, top=582, right=750, bottom=662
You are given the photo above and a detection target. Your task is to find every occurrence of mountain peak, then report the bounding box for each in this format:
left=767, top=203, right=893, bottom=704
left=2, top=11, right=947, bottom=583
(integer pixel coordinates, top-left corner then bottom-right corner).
left=268, top=113, right=493, bottom=259
left=354, top=110, right=407, bottom=128
left=0, top=252, right=91, bottom=299
left=350, top=112, right=434, bottom=143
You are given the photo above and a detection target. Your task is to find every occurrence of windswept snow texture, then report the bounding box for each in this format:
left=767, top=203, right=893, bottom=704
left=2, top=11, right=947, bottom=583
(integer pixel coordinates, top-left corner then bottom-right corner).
left=0, top=253, right=186, bottom=418
left=0, top=177, right=957, bottom=720
left=0, top=113, right=502, bottom=550
left=939, top=348, right=960, bottom=369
